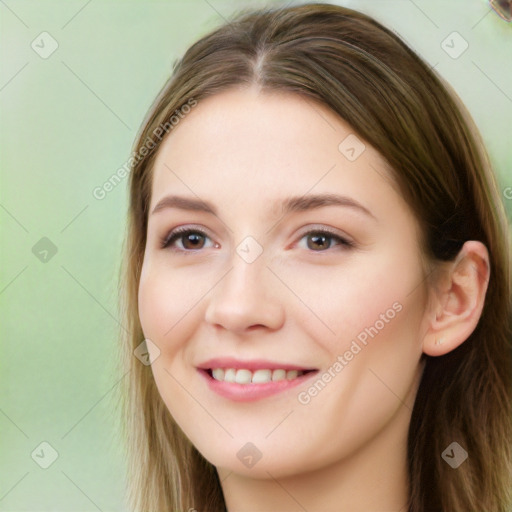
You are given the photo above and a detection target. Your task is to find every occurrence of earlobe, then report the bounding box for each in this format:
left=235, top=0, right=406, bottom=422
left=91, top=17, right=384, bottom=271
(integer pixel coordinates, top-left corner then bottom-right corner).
left=422, top=241, right=490, bottom=357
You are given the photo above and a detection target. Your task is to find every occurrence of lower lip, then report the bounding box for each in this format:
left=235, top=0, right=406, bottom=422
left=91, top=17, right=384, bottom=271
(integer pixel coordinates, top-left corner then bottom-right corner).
left=198, top=369, right=319, bottom=402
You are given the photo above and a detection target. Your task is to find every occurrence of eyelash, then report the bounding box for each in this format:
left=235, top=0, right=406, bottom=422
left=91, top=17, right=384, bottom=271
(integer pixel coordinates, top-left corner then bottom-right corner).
left=160, top=226, right=216, bottom=251
left=160, top=226, right=355, bottom=253
left=297, top=228, right=355, bottom=251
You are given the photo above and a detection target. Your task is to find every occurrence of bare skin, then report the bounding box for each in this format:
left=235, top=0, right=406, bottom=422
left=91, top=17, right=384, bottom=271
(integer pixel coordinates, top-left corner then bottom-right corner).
left=138, top=87, right=490, bottom=511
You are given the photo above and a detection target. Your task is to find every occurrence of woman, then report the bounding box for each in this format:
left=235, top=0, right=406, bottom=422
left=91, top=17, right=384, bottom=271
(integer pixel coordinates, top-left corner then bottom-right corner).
left=117, top=3, right=512, bottom=511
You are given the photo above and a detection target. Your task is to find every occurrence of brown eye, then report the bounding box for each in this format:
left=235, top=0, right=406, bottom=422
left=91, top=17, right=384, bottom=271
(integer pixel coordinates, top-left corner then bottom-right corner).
left=161, top=228, right=215, bottom=251
left=307, top=233, right=332, bottom=251
left=182, top=232, right=206, bottom=249
left=298, top=230, right=354, bottom=252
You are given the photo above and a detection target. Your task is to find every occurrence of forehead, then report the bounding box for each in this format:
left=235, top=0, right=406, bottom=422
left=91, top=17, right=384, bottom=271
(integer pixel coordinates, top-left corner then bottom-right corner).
left=149, top=87, right=400, bottom=218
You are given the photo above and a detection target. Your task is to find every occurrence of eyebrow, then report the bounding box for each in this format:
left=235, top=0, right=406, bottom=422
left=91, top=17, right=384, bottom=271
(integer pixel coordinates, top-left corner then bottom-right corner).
left=280, top=194, right=376, bottom=220
left=151, top=195, right=217, bottom=215
left=151, top=193, right=376, bottom=220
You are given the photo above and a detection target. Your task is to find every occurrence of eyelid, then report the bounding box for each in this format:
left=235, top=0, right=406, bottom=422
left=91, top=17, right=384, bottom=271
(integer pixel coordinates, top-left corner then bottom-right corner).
left=160, top=223, right=355, bottom=252
left=294, top=224, right=355, bottom=245
left=160, top=224, right=217, bottom=251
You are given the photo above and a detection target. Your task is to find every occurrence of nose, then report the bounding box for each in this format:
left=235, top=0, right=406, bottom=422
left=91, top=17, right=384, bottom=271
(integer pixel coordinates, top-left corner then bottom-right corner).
left=204, top=253, right=285, bottom=334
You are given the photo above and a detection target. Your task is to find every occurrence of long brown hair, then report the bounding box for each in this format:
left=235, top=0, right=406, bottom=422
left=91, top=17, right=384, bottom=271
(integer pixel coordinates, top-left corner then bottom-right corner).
left=117, top=3, right=512, bottom=511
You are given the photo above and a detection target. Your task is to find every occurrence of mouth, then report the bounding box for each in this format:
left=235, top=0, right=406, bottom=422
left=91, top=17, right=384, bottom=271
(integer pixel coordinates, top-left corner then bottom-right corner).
left=205, top=367, right=316, bottom=384
left=197, top=358, right=319, bottom=401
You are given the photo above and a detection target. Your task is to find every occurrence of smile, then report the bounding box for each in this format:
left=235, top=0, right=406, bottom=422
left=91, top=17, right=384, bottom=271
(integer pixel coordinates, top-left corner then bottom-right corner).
left=210, top=368, right=309, bottom=384
left=197, top=358, right=319, bottom=401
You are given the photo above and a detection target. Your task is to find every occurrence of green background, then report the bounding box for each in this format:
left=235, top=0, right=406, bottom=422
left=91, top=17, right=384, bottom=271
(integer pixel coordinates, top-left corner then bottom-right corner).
left=1, top=0, right=511, bottom=510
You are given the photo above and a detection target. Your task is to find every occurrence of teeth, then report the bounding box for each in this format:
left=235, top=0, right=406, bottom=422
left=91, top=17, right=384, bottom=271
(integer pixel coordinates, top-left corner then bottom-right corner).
left=272, top=369, right=286, bottom=381
left=235, top=369, right=252, bottom=384
left=252, top=369, right=272, bottom=383
left=210, top=368, right=306, bottom=384
left=212, top=368, right=224, bottom=381
left=224, top=368, right=236, bottom=382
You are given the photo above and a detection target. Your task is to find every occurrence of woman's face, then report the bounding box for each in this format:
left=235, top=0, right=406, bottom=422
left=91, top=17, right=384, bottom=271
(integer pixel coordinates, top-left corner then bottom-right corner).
left=138, top=87, right=430, bottom=478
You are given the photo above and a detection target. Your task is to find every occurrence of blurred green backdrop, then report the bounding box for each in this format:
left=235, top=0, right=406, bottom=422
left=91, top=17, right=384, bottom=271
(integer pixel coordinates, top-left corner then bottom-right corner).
left=1, top=0, right=511, bottom=510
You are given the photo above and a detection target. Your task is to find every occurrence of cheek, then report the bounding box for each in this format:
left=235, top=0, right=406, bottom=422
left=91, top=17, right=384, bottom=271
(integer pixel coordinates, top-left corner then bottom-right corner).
left=137, top=263, right=202, bottom=411
left=138, top=260, right=218, bottom=359
left=283, top=255, right=426, bottom=465
left=275, top=248, right=425, bottom=355
left=138, top=262, right=192, bottom=351
left=138, top=267, right=170, bottom=343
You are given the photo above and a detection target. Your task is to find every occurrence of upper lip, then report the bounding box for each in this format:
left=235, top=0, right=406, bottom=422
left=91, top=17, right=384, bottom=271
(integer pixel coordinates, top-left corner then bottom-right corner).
left=197, top=357, right=317, bottom=371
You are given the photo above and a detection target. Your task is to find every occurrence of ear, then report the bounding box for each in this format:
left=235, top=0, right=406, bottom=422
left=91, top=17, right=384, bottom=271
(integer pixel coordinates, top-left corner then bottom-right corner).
left=422, top=241, right=490, bottom=356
